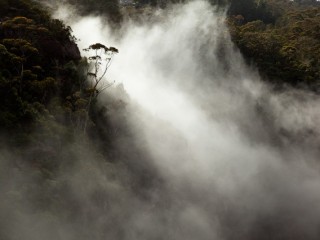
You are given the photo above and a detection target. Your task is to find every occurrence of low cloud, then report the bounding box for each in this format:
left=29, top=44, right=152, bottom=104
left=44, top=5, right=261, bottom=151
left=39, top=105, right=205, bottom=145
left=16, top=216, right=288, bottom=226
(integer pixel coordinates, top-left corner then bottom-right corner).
left=1, top=1, right=320, bottom=239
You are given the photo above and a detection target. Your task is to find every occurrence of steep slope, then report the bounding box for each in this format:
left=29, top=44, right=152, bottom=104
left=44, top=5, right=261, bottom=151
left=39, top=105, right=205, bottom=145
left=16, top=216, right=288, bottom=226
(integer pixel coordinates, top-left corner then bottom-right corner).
left=0, top=0, right=84, bottom=142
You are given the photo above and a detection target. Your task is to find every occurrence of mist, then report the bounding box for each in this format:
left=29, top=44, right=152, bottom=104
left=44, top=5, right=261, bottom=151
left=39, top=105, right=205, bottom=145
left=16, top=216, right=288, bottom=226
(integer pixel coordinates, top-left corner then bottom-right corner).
left=2, top=0, right=320, bottom=239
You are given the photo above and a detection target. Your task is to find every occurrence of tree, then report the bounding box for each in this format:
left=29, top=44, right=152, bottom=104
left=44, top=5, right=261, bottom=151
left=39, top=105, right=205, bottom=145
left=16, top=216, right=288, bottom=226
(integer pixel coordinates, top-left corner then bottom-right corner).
left=82, top=43, right=118, bottom=133
left=2, top=38, right=39, bottom=92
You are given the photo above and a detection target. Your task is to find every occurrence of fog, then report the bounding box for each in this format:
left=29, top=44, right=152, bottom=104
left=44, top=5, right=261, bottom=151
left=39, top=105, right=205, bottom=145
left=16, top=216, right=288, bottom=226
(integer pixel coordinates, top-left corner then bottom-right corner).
left=2, top=0, right=320, bottom=239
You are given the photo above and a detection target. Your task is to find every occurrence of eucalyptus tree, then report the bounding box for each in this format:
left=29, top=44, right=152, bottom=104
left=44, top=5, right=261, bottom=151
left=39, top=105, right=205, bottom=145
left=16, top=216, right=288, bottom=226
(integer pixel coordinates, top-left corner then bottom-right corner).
left=82, top=43, right=118, bottom=133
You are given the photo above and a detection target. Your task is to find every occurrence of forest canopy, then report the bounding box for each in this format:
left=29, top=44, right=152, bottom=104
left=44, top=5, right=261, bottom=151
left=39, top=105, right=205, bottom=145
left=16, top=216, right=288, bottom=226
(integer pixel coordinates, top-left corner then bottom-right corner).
left=0, top=0, right=88, bottom=145
left=226, top=0, right=320, bottom=91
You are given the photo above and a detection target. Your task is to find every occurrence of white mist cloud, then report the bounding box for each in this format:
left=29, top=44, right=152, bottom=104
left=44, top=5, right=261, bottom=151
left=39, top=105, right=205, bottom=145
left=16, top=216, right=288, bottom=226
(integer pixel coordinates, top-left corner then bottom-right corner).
left=8, top=1, right=319, bottom=239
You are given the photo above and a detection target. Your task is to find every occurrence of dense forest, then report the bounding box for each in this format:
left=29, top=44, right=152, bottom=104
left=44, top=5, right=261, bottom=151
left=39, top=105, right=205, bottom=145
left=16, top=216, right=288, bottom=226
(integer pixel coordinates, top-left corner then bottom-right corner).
left=227, top=0, right=320, bottom=91
left=0, top=0, right=320, bottom=239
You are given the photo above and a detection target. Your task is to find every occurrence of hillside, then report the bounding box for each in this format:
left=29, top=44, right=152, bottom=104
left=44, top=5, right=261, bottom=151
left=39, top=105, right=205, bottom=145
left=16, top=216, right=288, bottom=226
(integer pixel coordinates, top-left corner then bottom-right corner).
left=0, top=0, right=84, bottom=142
left=0, top=1, right=320, bottom=240
left=226, top=0, right=320, bottom=91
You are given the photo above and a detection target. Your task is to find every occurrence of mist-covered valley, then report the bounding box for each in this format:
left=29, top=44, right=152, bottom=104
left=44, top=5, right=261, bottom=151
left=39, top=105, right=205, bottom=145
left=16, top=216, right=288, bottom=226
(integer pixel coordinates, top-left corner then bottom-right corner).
left=1, top=0, right=320, bottom=239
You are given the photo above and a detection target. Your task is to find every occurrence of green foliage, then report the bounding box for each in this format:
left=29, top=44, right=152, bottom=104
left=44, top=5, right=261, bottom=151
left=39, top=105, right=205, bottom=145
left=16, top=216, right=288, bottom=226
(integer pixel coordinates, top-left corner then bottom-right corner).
left=82, top=43, right=118, bottom=133
left=228, top=2, right=320, bottom=90
left=0, top=0, right=84, bottom=142
left=83, top=43, right=118, bottom=97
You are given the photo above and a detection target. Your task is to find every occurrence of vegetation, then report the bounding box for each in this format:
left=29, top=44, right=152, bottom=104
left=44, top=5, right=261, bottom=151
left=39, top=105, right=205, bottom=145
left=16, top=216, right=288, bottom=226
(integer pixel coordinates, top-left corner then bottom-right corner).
left=227, top=0, right=320, bottom=90
left=82, top=43, right=118, bottom=133
left=0, top=2, right=129, bottom=234
left=0, top=0, right=120, bottom=149
left=0, top=0, right=84, bottom=144
left=134, top=0, right=320, bottom=90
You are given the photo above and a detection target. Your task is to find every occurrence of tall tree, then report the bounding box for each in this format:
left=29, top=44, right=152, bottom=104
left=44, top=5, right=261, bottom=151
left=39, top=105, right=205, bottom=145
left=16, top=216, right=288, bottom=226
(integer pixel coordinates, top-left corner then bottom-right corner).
left=82, top=43, right=118, bottom=133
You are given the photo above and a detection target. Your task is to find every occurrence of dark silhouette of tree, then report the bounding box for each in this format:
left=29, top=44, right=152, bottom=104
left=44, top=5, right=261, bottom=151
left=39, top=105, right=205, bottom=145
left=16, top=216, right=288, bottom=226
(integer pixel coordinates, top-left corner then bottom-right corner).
left=82, top=43, right=118, bottom=133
